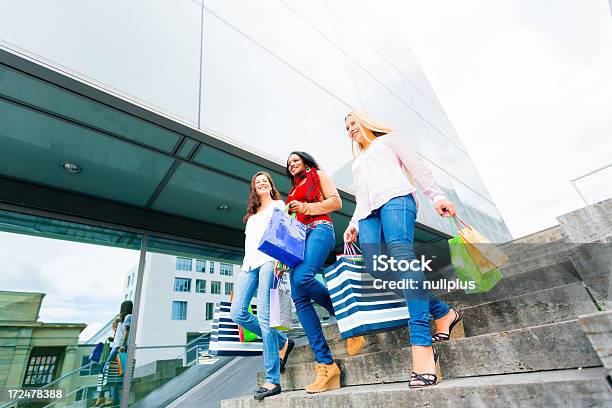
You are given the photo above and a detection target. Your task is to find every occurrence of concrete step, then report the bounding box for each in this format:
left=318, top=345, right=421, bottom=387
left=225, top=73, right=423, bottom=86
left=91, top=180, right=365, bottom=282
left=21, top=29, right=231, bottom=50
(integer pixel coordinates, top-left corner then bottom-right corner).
left=228, top=367, right=611, bottom=408
left=272, top=320, right=601, bottom=391
left=500, top=240, right=571, bottom=260
left=316, top=262, right=585, bottom=345
left=506, top=225, right=568, bottom=244
left=287, top=283, right=597, bottom=366
left=437, top=261, right=580, bottom=308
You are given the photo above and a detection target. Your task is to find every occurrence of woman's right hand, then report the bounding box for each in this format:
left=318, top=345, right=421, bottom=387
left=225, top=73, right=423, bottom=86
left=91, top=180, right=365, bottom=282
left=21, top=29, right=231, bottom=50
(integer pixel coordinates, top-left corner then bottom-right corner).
left=344, top=225, right=358, bottom=243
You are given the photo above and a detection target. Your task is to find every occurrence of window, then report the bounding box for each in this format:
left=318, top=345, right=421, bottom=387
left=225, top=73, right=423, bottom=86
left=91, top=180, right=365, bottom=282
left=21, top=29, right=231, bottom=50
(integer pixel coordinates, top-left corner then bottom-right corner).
left=210, top=281, right=221, bottom=294
left=220, top=263, right=234, bottom=276
left=127, top=275, right=131, bottom=287
left=23, top=352, right=59, bottom=386
left=205, top=302, right=214, bottom=320
left=176, top=257, right=192, bottom=271
left=196, top=279, right=206, bottom=293
left=174, top=278, right=191, bottom=292
left=79, top=356, right=101, bottom=376
left=224, top=282, right=234, bottom=295
left=196, top=259, right=206, bottom=272
left=209, top=262, right=215, bottom=274
left=172, top=301, right=188, bottom=320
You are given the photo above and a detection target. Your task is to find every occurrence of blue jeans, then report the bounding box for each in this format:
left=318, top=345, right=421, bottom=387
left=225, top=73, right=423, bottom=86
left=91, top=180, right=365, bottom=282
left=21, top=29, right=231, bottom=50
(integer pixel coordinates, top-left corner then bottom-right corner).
left=231, top=261, right=288, bottom=384
left=358, top=194, right=451, bottom=346
left=289, top=223, right=336, bottom=364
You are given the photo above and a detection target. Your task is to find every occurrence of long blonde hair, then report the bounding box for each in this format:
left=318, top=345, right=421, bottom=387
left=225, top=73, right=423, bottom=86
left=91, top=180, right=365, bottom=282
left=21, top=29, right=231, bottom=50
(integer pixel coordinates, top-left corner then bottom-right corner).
left=345, top=110, right=394, bottom=157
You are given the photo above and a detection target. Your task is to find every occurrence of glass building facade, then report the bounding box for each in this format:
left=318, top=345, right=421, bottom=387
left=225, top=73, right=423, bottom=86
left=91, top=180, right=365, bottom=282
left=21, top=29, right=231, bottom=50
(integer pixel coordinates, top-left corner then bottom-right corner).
left=0, top=0, right=511, bottom=242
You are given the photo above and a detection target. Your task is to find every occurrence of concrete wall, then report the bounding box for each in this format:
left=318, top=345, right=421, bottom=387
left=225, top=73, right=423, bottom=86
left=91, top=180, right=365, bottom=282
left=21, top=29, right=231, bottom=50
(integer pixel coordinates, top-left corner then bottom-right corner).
left=558, top=197, right=612, bottom=309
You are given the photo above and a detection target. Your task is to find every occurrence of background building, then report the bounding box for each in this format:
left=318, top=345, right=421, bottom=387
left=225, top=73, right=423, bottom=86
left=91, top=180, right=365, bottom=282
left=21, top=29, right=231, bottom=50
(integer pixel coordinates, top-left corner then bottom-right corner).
left=123, top=253, right=242, bottom=368
left=0, top=0, right=511, bottom=243
left=0, top=291, right=98, bottom=407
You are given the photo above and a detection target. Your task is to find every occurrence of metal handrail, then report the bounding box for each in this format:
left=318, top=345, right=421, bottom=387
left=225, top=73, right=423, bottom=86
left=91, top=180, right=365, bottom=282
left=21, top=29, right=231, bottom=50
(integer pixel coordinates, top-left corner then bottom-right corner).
left=42, top=384, right=96, bottom=408
left=0, top=362, right=95, bottom=408
left=570, top=163, right=612, bottom=205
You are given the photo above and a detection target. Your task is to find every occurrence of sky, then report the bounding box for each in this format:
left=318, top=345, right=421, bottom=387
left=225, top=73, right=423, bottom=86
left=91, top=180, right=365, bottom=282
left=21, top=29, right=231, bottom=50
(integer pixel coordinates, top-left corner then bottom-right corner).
left=0, top=232, right=140, bottom=341
left=387, top=0, right=612, bottom=238
left=1, top=1, right=611, bottom=334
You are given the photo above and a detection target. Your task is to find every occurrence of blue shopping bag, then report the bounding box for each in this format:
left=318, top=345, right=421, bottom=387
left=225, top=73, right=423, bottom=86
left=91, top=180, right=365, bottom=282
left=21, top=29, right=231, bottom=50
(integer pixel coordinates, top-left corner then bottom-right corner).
left=324, top=249, right=409, bottom=339
left=258, top=207, right=307, bottom=268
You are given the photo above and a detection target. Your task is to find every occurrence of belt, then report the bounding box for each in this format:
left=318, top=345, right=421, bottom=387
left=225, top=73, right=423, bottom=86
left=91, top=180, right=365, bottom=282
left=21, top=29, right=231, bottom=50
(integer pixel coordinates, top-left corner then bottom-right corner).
left=306, top=220, right=334, bottom=228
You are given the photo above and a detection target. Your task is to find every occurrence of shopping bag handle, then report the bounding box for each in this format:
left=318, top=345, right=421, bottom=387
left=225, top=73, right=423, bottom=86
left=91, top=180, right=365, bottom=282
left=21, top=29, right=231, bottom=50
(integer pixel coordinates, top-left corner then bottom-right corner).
left=343, top=242, right=362, bottom=255
left=273, top=274, right=286, bottom=289
left=284, top=204, right=298, bottom=219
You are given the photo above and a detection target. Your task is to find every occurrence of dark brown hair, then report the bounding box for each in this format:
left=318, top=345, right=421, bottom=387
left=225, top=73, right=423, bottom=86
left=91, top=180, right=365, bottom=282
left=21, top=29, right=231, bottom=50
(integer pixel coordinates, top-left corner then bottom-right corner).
left=244, top=172, right=282, bottom=223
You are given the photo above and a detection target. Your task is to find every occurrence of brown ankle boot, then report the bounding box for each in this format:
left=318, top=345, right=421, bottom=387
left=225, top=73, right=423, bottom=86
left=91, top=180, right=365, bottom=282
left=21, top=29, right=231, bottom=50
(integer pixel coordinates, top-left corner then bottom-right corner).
left=346, top=336, right=365, bottom=356
left=305, top=362, right=341, bottom=393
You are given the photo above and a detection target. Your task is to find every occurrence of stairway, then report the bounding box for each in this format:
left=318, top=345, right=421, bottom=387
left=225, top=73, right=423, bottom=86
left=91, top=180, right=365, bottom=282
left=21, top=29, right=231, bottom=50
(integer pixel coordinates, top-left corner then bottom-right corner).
left=222, top=205, right=612, bottom=407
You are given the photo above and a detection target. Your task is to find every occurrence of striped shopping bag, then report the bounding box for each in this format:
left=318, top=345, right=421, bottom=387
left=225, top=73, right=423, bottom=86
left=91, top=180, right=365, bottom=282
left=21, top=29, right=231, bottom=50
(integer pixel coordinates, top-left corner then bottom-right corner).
left=324, top=256, right=409, bottom=339
left=208, top=301, right=263, bottom=357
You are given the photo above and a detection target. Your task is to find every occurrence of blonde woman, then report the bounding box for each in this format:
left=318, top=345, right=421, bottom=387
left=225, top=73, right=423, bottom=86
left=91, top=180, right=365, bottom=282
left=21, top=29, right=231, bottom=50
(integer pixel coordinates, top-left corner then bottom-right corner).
left=343, top=111, right=463, bottom=388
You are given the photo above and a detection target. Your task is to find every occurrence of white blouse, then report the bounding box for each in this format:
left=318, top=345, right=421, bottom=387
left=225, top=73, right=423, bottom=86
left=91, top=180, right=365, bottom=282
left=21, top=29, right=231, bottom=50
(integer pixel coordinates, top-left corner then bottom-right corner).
left=349, top=131, right=447, bottom=229
left=242, top=200, right=286, bottom=271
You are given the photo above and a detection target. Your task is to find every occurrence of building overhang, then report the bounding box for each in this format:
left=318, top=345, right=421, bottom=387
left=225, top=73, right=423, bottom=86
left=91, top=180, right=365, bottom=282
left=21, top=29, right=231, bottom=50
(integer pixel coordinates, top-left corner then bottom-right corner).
left=0, top=45, right=447, bottom=254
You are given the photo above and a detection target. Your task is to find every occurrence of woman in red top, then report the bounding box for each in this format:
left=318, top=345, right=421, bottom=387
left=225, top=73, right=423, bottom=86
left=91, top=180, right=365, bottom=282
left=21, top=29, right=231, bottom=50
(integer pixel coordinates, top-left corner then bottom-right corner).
left=283, top=151, right=346, bottom=393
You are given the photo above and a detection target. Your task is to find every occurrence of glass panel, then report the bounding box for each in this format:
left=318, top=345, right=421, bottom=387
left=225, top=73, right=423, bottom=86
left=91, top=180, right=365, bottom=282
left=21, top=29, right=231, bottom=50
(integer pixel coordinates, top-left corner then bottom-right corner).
left=196, top=279, right=206, bottom=293
left=176, top=138, right=198, bottom=159
left=281, top=0, right=341, bottom=46
left=0, top=209, right=143, bottom=250
left=210, top=281, right=221, bottom=295
left=0, top=99, right=175, bottom=207
left=175, top=257, right=193, bottom=272
left=0, top=0, right=202, bottom=124
left=0, top=64, right=181, bottom=153
left=219, top=263, right=234, bottom=276
left=203, top=1, right=361, bottom=107
left=0, top=212, right=143, bottom=407
left=192, top=144, right=292, bottom=193
left=195, top=259, right=206, bottom=273
left=150, top=162, right=251, bottom=231
left=200, top=10, right=354, bottom=186
left=423, top=121, right=494, bottom=201
left=174, top=278, right=192, bottom=292
left=172, top=301, right=188, bottom=320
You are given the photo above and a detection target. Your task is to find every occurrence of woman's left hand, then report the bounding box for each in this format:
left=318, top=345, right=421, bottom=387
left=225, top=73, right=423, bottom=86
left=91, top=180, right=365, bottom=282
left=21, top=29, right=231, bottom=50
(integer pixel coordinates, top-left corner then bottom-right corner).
left=434, top=199, right=457, bottom=217
left=288, top=200, right=307, bottom=214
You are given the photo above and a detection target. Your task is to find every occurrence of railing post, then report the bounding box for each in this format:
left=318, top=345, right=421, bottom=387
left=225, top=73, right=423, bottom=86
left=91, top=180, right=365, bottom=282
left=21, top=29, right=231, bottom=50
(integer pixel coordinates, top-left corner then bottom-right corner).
left=120, top=233, right=148, bottom=408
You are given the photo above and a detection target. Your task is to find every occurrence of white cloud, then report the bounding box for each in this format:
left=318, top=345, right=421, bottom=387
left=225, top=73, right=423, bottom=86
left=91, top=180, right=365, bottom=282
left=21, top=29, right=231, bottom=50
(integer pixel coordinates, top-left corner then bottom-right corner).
left=0, top=232, right=139, bottom=332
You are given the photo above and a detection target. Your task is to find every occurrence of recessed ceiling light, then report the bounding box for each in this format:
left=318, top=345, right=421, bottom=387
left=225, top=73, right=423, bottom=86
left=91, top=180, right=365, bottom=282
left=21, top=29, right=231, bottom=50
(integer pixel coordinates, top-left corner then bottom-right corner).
left=217, top=204, right=230, bottom=213
left=62, top=162, right=81, bottom=174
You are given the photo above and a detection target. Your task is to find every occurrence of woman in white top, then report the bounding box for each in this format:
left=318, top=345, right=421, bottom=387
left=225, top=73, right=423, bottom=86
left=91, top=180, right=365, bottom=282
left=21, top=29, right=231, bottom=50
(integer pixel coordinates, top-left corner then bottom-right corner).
left=230, top=171, right=294, bottom=401
left=343, top=111, right=462, bottom=389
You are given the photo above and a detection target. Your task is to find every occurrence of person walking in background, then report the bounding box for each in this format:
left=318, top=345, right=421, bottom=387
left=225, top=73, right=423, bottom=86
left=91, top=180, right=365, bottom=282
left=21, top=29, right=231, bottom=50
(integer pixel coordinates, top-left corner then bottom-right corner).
left=101, top=301, right=133, bottom=406
left=93, top=317, right=119, bottom=407
left=343, top=111, right=463, bottom=388
left=230, top=171, right=294, bottom=401
left=284, top=151, right=363, bottom=393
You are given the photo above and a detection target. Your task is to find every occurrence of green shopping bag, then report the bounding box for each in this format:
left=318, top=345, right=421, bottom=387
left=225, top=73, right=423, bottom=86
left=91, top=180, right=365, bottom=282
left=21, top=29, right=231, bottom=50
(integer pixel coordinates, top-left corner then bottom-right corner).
left=238, top=305, right=259, bottom=342
left=448, top=230, right=502, bottom=294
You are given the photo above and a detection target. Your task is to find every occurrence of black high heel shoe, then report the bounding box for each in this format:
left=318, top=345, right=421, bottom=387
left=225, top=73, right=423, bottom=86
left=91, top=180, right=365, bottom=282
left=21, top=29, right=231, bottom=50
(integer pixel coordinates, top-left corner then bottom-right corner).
left=432, top=310, right=464, bottom=343
left=280, top=338, right=295, bottom=371
left=254, top=384, right=281, bottom=400
left=409, top=348, right=441, bottom=389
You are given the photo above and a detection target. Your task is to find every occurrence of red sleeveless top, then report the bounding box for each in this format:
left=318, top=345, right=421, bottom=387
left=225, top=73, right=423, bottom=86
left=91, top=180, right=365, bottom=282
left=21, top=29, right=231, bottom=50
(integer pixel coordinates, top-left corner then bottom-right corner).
left=286, top=169, right=333, bottom=225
